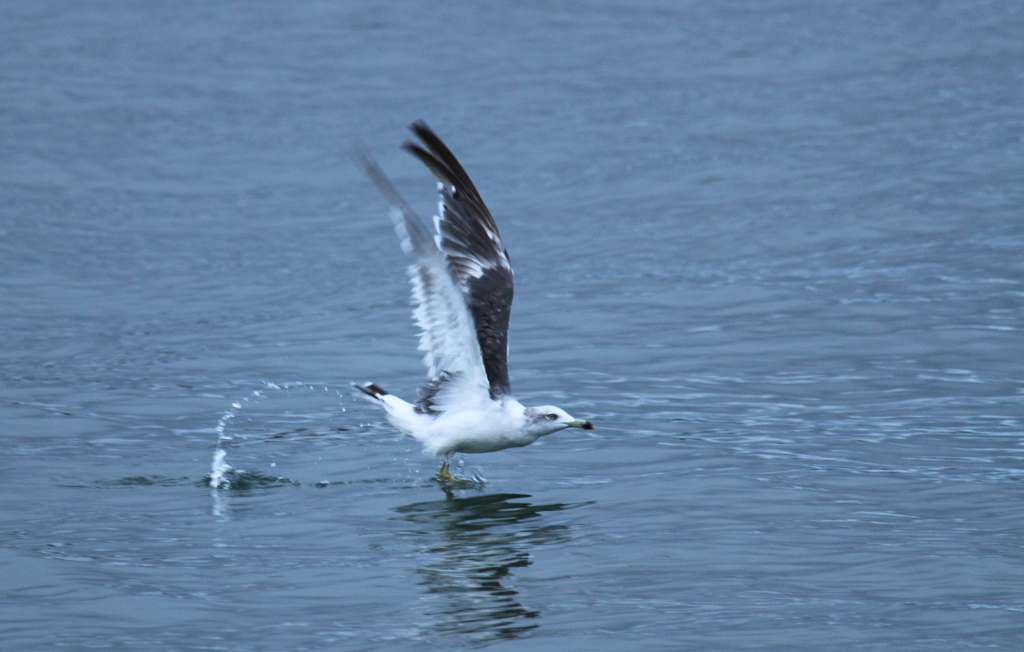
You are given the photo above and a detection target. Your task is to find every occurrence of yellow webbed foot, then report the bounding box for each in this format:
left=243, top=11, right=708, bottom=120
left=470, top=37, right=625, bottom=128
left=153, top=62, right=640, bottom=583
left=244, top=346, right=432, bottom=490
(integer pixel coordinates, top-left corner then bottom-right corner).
left=437, top=460, right=458, bottom=483
left=435, top=459, right=484, bottom=487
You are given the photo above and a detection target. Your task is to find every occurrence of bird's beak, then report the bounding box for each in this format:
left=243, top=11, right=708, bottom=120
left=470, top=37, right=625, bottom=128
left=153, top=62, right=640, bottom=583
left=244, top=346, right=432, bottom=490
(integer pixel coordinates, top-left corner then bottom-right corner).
left=569, top=419, right=595, bottom=430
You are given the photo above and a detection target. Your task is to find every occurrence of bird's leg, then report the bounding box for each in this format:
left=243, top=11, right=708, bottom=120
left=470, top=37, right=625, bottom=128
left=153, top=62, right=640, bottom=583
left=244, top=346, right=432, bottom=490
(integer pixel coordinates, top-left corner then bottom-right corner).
left=437, top=453, right=458, bottom=483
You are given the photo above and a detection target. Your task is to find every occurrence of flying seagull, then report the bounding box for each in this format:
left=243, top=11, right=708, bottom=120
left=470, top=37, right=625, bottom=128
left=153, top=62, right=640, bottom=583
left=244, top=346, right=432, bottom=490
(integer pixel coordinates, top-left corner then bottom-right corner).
left=355, top=121, right=593, bottom=482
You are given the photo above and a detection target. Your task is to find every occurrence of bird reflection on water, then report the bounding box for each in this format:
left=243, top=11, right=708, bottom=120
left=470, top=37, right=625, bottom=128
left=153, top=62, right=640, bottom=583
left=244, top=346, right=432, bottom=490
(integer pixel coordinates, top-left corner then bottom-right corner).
left=394, top=492, right=581, bottom=641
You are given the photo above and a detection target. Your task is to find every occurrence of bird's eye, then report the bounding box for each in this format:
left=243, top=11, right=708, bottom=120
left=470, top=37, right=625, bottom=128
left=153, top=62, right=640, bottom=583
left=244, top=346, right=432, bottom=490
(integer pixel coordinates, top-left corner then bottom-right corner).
left=547, top=413, right=558, bottom=420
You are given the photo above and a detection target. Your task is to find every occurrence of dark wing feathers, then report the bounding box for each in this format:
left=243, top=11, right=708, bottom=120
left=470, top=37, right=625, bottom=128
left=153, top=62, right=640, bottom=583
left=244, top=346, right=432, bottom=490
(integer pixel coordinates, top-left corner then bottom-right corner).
left=404, top=122, right=515, bottom=399
left=404, top=122, right=490, bottom=223
left=465, top=266, right=514, bottom=398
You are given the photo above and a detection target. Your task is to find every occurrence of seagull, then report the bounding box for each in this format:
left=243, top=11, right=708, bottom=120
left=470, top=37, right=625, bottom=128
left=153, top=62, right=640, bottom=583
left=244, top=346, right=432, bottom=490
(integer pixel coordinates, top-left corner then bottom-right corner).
left=355, top=121, right=594, bottom=482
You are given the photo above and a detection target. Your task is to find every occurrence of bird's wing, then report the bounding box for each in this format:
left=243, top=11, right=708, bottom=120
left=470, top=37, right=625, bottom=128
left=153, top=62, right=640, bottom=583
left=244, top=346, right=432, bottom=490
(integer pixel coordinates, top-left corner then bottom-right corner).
left=356, top=138, right=494, bottom=413
left=403, top=121, right=515, bottom=400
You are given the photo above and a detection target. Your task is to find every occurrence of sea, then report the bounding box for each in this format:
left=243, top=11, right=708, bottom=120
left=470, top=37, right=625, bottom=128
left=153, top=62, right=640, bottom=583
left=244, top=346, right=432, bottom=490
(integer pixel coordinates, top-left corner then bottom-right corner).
left=2, top=1, right=1022, bottom=650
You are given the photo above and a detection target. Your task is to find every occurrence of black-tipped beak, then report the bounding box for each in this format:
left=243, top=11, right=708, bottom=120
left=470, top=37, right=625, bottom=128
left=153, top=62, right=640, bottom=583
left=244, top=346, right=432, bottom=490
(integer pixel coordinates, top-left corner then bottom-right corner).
left=582, top=421, right=595, bottom=430
left=568, top=419, right=594, bottom=430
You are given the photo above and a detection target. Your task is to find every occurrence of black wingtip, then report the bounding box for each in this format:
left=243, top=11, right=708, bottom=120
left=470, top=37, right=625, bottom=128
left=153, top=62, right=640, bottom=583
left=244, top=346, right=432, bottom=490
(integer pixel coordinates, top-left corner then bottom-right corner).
left=402, top=120, right=484, bottom=200
left=408, top=119, right=432, bottom=140
left=402, top=120, right=434, bottom=158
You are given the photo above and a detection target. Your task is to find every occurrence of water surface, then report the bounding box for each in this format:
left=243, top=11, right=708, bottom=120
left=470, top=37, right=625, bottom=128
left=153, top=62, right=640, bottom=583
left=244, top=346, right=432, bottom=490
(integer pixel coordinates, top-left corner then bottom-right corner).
left=2, top=1, right=1022, bottom=650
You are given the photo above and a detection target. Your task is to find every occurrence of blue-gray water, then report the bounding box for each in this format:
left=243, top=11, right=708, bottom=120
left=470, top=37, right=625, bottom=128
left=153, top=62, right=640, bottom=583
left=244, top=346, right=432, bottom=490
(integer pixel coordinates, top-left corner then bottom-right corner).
left=2, top=1, right=1022, bottom=650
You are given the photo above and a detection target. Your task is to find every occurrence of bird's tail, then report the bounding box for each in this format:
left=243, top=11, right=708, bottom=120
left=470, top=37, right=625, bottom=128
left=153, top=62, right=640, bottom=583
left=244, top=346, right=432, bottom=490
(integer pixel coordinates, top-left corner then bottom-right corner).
left=353, top=382, right=389, bottom=401
left=352, top=382, right=422, bottom=440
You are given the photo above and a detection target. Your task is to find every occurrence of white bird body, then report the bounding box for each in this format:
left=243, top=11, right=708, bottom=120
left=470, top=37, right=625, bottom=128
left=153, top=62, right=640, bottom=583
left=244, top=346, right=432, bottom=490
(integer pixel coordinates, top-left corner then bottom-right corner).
left=363, top=381, right=586, bottom=455
left=373, top=393, right=529, bottom=455
left=356, top=122, right=593, bottom=477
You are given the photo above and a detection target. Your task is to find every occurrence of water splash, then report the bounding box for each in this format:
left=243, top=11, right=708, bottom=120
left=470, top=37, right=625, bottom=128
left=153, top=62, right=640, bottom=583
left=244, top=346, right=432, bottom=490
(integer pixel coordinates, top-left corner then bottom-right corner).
left=456, top=455, right=488, bottom=485
left=208, top=391, right=254, bottom=489
left=208, top=382, right=349, bottom=491
left=209, top=448, right=231, bottom=489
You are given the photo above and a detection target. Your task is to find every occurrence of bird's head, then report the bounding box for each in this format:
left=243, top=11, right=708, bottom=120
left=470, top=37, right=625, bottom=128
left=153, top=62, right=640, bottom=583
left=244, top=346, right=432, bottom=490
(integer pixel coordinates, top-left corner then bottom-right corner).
left=524, top=406, right=595, bottom=437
